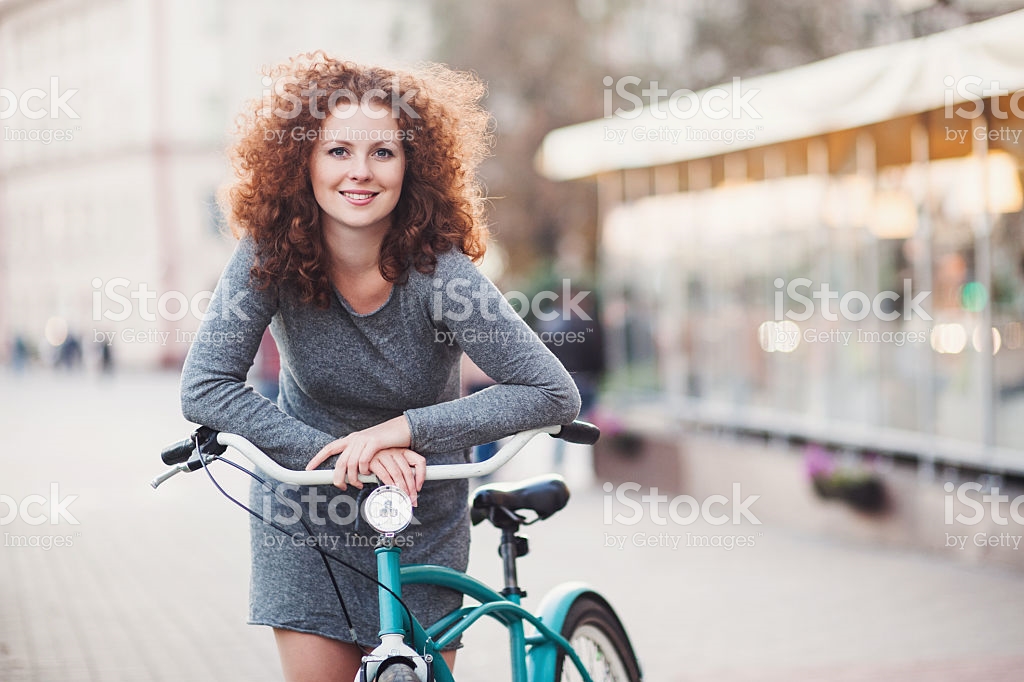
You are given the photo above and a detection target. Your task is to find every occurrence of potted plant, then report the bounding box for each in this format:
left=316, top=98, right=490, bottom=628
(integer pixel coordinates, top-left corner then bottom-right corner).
left=805, top=444, right=887, bottom=513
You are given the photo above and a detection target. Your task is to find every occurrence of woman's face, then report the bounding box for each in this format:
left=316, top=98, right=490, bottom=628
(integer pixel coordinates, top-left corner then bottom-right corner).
left=308, top=103, right=406, bottom=235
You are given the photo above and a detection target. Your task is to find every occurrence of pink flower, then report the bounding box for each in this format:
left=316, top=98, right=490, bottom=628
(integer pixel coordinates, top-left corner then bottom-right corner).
left=805, top=444, right=835, bottom=479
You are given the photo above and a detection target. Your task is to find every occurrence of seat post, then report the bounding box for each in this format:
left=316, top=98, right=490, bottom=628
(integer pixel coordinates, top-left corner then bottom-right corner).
left=499, top=526, right=529, bottom=600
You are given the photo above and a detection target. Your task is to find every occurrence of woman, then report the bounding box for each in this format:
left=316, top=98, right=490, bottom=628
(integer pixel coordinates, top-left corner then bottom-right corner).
left=179, top=52, right=581, bottom=682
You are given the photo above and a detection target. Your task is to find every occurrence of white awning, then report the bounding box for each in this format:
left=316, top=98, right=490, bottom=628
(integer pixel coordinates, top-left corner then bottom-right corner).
left=537, top=9, right=1024, bottom=181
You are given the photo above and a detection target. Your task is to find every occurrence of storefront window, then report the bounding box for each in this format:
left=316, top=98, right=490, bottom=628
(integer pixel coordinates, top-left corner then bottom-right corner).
left=600, top=145, right=1024, bottom=465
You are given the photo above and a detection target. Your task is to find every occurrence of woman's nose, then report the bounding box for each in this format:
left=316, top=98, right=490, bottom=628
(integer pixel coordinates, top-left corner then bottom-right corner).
left=347, top=154, right=372, bottom=181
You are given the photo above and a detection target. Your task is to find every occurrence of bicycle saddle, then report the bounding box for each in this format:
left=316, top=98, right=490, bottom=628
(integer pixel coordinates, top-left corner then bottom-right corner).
left=471, top=474, right=570, bottom=527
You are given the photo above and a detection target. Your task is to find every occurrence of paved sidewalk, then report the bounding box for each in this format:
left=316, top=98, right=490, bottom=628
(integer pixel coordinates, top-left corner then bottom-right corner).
left=2, top=371, right=1023, bottom=681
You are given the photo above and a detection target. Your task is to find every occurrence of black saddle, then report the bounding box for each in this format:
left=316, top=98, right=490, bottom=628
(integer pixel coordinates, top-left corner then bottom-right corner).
left=471, top=475, right=570, bottom=528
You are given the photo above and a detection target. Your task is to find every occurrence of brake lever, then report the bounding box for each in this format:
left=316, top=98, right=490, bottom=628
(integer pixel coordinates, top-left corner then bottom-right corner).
left=151, top=463, right=190, bottom=489
left=150, top=450, right=219, bottom=489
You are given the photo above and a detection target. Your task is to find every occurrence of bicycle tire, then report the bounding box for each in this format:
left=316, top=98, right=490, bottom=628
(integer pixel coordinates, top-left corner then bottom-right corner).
left=376, top=662, right=419, bottom=682
left=554, top=594, right=642, bottom=682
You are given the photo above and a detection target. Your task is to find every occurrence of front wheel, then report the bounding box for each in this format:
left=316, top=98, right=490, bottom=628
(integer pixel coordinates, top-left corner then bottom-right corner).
left=376, top=662, right=420, bottom=682
left=554, top=594, right=642, bottom=682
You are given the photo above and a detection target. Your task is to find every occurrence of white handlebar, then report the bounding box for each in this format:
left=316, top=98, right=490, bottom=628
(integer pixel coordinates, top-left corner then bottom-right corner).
left=214, top=426, right=561, bottom=486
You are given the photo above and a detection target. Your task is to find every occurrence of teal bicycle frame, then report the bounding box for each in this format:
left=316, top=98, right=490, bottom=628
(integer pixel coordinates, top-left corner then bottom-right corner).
left=376, top=544, right=601, bottom=682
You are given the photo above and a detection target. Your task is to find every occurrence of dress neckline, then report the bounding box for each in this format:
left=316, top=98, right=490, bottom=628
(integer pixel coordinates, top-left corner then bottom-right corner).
left=332, top=283, right=395, bottom=318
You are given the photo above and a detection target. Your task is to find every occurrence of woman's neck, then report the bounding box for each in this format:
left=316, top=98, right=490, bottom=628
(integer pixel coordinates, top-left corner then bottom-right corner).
left=321, top=218, right=389, bottom=278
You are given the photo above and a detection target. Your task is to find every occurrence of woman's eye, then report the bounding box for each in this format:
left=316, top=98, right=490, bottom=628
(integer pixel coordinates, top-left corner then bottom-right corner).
left=328, top=147, right=349, bottom=157
left=373, top=148, right=395, bottom=158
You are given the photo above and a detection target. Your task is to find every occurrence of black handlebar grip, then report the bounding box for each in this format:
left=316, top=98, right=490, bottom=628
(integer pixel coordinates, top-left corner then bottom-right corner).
left=555, top=420, right=601, bottom=445
left=161, top=438, right=195, bottom=465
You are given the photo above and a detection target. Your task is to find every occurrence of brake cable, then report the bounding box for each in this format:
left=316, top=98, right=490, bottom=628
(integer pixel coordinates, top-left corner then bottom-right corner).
left=192, top=433, right=422, bottom=654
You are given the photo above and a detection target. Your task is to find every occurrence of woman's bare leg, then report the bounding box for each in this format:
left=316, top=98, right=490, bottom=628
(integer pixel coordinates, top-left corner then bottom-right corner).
left=274, top=628, right=364, bottom=682
left=274, top=627, right=458, bottom=681
left=441, top=650, right=457, bottom=674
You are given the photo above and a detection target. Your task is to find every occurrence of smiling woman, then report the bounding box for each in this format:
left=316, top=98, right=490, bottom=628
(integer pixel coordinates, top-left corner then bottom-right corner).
left=223, top=53, right=493, bottom=308
left=178, top=52, right=581, bottom=682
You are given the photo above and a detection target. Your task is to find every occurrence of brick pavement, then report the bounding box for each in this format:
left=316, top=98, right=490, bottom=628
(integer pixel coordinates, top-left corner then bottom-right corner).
left=2, top=371, right=1024, bottom=681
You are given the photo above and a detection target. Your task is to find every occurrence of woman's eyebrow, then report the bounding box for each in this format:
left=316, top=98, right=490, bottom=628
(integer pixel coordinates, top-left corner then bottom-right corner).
left=319, top=129, right=350, bottom=145
left=317, top=130, right=397, bottom=147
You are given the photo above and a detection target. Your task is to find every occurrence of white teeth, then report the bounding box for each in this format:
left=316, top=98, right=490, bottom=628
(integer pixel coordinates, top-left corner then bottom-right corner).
left=342, top=191, right=376, bottom=200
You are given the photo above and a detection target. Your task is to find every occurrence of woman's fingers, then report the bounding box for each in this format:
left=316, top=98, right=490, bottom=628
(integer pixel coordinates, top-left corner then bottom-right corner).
left=306, top=436, right=348, bottom=471
left=329, top=448, right=374, bottom=491
left=331, top=451, right=348, bottom=489
left=366, top=448, right=425, bottom=505
left=391, top=453, right=419, bottom=506
left=369, top=453, right=417, bottom=505
left=381, top=449, right=424, bottom=506
left=369, top=455, right=397, bottom=488
left=357, top=438, right=379, bottom=476
left=402, top=449, right=426, bottom=492
left=346, top=443, right=364, bottom=489
left=395, top=453, right=421, bottom=505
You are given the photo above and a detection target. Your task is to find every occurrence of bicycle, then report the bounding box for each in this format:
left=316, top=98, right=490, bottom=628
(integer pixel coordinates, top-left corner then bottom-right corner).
left=153, top=420, right=642, bottom=682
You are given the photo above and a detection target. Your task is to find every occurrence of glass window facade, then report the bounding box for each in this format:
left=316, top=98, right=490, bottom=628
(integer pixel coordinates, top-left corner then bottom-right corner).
left=599, top=114, right=1024, bottom=470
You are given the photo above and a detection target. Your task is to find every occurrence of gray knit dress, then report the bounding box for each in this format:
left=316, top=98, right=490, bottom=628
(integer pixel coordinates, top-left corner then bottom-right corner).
left=179, top=235, right=581, bottom=649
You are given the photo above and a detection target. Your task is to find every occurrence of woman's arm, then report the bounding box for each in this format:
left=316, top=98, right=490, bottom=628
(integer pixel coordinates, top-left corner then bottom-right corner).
left=179, top=236, right=336, bottom=470
left=402, top=250, right=583, bottom=454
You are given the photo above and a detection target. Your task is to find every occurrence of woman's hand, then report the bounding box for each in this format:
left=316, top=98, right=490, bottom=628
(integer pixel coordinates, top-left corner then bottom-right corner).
left=367, top=448, right=426, bottom=505
left=305, top=416, right=422, bottom=501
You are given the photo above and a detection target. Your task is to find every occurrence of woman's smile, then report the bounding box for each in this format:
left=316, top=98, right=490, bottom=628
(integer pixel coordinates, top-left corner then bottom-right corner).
left=340, top=190, right=380, bottom=206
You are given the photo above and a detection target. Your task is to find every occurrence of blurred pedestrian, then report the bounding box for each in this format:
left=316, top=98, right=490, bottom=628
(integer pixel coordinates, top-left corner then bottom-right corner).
left=99, top=338, right=114, bottom=374
left=535, top=284, right=605, bottom=470
left=11, top=334, right=29, bottom=372
left=57, top=333, right=83, bottom=370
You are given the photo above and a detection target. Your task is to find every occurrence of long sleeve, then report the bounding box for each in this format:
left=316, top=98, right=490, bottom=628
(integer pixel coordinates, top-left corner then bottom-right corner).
left=403, top=250, right=582, bottom=454
left=179, top=236, right=335, bottom=470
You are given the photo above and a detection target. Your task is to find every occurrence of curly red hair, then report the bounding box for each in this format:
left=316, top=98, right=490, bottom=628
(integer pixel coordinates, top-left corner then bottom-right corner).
left=222, top=52, right=493, bottom=308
